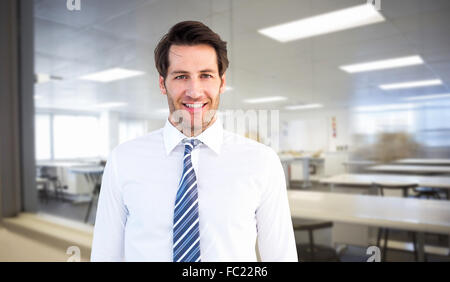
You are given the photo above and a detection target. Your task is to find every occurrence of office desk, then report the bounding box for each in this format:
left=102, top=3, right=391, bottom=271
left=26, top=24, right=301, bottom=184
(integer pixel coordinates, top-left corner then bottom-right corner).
left=320, top=173, right=450, bottom=199
left=69, top=166, right=104, bottom=223
left=68, top=166, right=104, bottom=174
left=280, top=156, right=324, bottom=188
left=36, top=161, right=98, bottom=168
left=288, top=190, right=450, bottom=261
left=320, top=173, right=450, bottom=190
left=394, top=159, right=450, bottom=166
left=37, top=162, right=102, bottom=196
left=367, top=165, right=450, bottom=175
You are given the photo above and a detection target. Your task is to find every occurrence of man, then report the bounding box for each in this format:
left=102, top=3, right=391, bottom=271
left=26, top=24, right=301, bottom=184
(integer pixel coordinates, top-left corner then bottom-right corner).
left=91, top=21, right=297, bottom=262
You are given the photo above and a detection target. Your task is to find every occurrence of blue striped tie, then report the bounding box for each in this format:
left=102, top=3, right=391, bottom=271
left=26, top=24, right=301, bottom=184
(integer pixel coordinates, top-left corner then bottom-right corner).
left=173, top=139, right=201, bottom=262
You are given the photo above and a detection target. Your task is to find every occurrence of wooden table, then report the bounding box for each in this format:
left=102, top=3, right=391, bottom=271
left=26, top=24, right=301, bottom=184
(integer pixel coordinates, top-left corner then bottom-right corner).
left=319, top=173, right=450, bottom=199
left=367, top=165, right=450, bottom=175
left=288, top=190, right=450, bottom=261
left=320, top=173, right=450, bottom=189
left=394, top=159, right=450, bottom=166
left=36, top=161, right=98, bottom=167
left=342, top=160, right=377, bottom=173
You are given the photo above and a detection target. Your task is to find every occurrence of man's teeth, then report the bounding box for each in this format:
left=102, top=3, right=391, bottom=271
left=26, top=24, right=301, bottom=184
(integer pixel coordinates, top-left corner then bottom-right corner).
left=185, top=103, right=204, bottom=109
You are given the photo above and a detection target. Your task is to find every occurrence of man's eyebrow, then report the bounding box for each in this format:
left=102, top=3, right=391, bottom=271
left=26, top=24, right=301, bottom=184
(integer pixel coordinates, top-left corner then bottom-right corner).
left=199, top=69, right=216, bottom=73
left=170, top=70, right=189, bottom=75
left=170, top=69, right=217, bottom=75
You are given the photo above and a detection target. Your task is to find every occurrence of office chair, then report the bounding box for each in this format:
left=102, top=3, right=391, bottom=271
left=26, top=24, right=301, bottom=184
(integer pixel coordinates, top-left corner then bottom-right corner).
left=40, top=166, right=68, bottom=201
left=413, top=187, right=441, bottom=200
left=372, top=182, right=420, bottom=262
left=293, top=220, right=340, bottom=262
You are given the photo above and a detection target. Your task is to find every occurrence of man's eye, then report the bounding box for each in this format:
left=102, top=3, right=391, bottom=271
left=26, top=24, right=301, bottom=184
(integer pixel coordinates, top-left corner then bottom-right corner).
left=201, top=74, right=213, bottom=78
left=175, top=75, right=188, bottom=80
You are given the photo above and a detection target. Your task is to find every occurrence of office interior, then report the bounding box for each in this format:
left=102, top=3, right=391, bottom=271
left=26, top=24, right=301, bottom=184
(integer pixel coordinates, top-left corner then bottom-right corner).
left=1, top=0, right=450, bottom=262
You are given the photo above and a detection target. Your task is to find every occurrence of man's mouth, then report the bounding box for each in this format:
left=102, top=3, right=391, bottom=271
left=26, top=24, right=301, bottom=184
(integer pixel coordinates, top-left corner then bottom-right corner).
left=182, top=103, right=207, bottom=111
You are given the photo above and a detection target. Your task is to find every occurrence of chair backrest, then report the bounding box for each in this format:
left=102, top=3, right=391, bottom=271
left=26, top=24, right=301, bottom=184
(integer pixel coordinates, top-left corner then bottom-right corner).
left=372, top=182, right=418, bottom=197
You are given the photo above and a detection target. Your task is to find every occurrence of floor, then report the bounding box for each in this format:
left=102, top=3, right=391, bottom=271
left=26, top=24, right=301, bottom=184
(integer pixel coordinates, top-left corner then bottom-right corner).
left=32, top=182, right=450, bottom=262
left=37, top=191, right=98, bottom=225
left=0, top=226, right=71, bottom=262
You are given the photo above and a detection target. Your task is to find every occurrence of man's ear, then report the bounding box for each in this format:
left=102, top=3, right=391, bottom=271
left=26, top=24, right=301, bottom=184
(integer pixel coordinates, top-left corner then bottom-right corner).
left=159, top=75, right=167, bottom=95
left=219, top=73, right=226, bottom=94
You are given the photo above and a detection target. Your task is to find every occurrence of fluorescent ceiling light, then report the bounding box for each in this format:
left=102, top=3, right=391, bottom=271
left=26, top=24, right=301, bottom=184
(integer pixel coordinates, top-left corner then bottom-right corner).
left=379, top=79, right=442, bottom=90
left=285, top=103, right=323, bottom=110
left=404, top=93, right=450, bottom=101
left=79, top=68, right=145, bottom=82
left=35, top=73, right=51, bottom=84
left=35, top=73, right=62, bottom=84
left=94, top=102, right=127, bottom=109
left=258, top=4, right=385, bottom=42
left=354, top=103, right=417, bottom=112
left=244, top=96, right=287, bottom=104
left=340, top=55, right=424, bottom=73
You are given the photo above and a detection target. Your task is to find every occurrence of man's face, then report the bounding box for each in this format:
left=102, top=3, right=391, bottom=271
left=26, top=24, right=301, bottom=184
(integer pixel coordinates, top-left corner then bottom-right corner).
left=159, top=44, right=226, bottom=136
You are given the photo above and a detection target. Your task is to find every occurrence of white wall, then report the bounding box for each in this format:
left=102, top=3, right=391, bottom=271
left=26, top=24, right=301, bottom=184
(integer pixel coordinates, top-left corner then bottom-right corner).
left=280, top=108, right=352, bottom=153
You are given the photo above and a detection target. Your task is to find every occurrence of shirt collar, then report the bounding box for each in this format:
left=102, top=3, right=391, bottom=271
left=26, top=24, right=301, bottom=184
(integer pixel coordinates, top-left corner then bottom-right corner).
left=163, top=118, right=223, bottom=156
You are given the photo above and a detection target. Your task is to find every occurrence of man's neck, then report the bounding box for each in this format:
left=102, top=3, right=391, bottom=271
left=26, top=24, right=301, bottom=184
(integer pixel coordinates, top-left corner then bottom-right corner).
left=169, top=115, right=217, bottom=137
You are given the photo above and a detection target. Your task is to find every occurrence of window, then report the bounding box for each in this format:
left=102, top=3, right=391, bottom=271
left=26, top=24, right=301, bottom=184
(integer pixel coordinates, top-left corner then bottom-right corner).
left=353, top=110, right=416, bottom=136
left=53, top=115, right=101, bottom=159
left=416, top=106, right=450, bottom=147
left=119, top=119, right=147, bottom=144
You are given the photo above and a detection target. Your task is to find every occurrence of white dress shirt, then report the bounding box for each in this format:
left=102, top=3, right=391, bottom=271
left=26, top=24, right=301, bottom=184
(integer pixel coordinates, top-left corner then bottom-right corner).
left=91, top=118, right=298, bottom=262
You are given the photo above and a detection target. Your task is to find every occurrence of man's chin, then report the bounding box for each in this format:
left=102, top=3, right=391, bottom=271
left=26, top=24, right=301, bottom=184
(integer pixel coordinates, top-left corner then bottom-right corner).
left=169, top=109, right=217, bottom=136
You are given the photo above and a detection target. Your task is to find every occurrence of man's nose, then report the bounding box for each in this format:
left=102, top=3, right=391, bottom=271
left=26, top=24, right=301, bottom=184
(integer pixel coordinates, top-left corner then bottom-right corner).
left=185, top=78, right=203, bottom=98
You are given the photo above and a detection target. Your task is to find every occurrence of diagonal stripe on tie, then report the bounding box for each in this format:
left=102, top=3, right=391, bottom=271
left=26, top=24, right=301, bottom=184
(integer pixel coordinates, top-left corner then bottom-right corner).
left=174, top=198, right=198, bottom=239
left=174, top=218, right=200, bottom=256
left=173, top=139, right=201, bottom=262
left=175, top=180, right=197, bottom=209
left=175, top=226, right=200, bottom=261
left=174, top=196, right=197, bottom=229
left=176, top=172, right=196, bottom=200
left=174, top=185, right=197, bottom=220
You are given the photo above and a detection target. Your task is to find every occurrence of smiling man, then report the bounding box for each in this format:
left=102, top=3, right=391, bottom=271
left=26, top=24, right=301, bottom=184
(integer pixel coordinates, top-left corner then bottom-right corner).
left=91, top=21, right=297, bottom=262
left=161, top=43, right=222, bottom=137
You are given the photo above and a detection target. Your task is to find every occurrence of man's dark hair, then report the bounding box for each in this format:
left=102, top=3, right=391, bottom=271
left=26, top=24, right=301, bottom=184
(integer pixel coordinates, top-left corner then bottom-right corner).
left=154, top=21, right=229, bottom=79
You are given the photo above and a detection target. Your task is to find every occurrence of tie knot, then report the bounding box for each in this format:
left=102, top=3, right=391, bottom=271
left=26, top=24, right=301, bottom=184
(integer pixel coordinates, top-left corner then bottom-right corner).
left=182, top=139, right=201, bottom=153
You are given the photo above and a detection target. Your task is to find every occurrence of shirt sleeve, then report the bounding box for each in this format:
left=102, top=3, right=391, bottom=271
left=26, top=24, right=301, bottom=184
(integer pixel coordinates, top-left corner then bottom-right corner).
left=255, top=149, right=298, bottom=262
left=90, top=149, right=128, bottom=262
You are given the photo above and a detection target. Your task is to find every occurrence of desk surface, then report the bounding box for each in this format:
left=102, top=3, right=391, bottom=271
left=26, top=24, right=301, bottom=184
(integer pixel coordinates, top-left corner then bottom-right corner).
left=279, top=155, right=324, bottom=162
left=37, top=161, right=98, bottom=168
left=68, top=166, right=104, bottom=174
left=342, top=160, right=377, bottom=166
left=288, top=190, right=450, bottom=234
left=367, top=164, right=450, bottom=174
left=394, top=158, right=450, bottom=166
left=320, top=173, right=450, bottom=189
